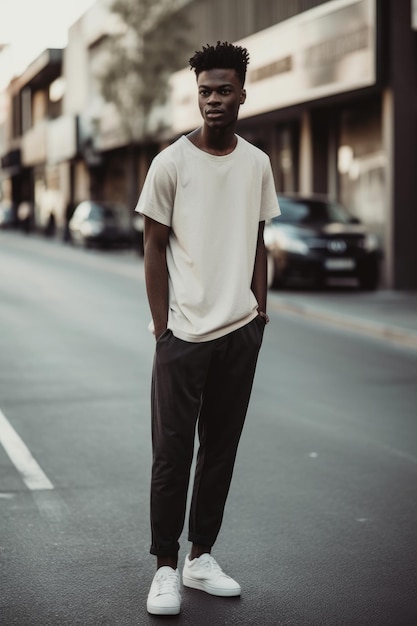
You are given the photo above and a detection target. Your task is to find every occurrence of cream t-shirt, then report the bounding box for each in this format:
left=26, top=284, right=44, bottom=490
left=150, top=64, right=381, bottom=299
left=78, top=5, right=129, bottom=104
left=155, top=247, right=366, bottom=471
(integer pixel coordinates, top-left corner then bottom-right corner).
left=136, top=134, right=280, bottom=342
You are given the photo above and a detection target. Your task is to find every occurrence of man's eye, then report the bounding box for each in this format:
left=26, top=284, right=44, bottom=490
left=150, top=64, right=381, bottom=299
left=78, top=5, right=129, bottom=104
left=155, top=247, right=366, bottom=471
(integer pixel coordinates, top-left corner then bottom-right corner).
left=199, top=91, right=209, bottom=97
left=221, top=89, right=231, bottom=95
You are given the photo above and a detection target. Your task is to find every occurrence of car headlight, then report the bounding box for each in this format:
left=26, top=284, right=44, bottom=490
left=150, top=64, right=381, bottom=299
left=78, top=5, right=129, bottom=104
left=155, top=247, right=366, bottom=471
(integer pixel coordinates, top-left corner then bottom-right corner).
left=275, top=230, right=309, bottom=255
left=362, top=233, right=379, bottom=252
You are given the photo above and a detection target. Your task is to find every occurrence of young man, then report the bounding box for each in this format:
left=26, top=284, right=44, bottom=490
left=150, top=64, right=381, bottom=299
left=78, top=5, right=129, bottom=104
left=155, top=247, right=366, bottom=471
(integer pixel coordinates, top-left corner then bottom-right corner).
left=136, top=41, right=280, bottom=616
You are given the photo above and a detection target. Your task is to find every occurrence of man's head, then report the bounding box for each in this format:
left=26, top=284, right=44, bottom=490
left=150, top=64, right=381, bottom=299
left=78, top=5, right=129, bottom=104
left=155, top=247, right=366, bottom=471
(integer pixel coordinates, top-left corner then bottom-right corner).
left=189, top=42, right=250, bottom=130
left=189, top=41, right=250, bottom=87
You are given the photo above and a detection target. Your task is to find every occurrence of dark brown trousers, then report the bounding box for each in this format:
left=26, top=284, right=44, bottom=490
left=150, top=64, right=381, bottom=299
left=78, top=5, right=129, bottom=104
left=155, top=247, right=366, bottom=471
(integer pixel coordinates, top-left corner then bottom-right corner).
left=150, top=316, right=265, bottom=556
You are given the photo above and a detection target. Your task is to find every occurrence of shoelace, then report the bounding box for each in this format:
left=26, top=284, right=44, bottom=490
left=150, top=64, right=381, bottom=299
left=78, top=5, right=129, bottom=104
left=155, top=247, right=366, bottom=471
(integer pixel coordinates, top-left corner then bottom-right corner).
left=156, top=571, right=179, bottom=596
left=199, top=555, right=225, bottom=576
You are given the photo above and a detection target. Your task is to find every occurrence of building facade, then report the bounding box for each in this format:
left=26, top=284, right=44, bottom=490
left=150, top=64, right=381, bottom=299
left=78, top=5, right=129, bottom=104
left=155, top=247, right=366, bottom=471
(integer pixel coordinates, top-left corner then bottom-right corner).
left=171, top=0, right=417, bottom=289
left=0, top=49, right=66, bottom=232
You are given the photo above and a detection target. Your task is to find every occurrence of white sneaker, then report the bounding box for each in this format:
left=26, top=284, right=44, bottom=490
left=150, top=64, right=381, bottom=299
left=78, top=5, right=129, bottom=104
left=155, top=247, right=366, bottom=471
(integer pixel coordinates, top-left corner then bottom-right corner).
left=182, top=553, right=241, bottom=597
left=147, top=566, right=181, bottom=615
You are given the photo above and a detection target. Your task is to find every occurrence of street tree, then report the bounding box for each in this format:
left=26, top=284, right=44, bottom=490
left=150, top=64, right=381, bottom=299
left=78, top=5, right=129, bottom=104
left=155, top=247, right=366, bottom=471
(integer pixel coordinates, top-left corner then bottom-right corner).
left=96, top=0, right=191, bottom=205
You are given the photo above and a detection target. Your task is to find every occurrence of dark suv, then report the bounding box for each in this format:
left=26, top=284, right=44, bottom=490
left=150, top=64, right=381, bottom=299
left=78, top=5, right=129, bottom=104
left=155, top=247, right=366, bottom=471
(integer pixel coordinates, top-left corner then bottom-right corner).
left=265, top=195, right=382, bottom=290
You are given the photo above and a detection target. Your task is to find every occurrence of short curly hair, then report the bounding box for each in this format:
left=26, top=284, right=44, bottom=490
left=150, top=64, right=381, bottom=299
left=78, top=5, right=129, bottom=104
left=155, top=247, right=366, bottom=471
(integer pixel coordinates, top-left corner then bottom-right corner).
left=189, top=41, right=250, bottom=86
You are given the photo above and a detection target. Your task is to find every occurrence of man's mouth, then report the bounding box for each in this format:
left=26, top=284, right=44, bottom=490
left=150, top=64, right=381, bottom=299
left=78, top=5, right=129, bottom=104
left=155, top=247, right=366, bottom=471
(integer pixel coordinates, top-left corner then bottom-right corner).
left=206, top=110, right=223, bottom=117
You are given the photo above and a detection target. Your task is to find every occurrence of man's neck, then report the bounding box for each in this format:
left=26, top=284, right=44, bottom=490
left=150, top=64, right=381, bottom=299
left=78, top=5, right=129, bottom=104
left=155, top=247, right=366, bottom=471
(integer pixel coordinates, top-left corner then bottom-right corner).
left=187, top=126, right=237, bottom=156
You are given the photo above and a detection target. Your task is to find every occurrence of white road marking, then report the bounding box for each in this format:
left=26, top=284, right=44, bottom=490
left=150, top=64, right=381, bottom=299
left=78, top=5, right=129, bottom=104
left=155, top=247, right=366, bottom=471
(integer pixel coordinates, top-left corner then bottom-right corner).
left=32, top=490, right=69, bottom=523
left=0, top=408, right=54, bottom=491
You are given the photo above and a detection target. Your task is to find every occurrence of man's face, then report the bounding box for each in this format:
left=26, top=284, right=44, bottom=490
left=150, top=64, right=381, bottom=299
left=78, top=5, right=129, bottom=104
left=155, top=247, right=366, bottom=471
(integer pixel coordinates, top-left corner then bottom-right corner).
left=197, top=68, right=246, bottom=129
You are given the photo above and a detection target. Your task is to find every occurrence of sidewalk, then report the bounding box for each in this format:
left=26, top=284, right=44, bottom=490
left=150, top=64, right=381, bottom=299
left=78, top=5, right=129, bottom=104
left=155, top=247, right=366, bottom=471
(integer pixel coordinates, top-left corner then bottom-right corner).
left=268, top=287, right=417, bottom=351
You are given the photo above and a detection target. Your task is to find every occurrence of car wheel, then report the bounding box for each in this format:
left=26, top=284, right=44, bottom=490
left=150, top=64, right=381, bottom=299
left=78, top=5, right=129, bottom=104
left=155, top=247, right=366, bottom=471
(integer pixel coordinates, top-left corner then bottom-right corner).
left=358, top=264, right=379, bottom=291
left=312, top=268, right=326, bottom=290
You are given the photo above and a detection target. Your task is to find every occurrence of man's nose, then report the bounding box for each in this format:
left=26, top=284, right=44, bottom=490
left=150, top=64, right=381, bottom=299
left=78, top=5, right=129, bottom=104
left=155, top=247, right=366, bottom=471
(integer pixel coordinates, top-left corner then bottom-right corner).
left=207, top=91, right=220, bottom=104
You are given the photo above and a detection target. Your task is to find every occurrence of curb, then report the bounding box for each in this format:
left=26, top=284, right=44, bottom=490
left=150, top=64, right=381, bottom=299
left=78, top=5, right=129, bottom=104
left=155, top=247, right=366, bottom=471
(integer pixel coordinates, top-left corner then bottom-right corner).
left=268, top=298, right=417, bottom=352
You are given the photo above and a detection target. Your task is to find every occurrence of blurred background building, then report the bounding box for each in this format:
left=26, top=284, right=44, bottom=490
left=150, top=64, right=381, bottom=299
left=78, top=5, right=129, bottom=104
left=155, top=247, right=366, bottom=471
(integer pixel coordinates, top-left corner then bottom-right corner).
left=0, top=0, right=416, bottom=289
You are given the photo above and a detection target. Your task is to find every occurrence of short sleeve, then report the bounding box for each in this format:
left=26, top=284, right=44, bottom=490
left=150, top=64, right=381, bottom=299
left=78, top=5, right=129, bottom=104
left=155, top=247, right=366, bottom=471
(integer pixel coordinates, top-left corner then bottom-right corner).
left=135, top=156, right=176, bottom=227
left=260, top=157, right=281, bottom=222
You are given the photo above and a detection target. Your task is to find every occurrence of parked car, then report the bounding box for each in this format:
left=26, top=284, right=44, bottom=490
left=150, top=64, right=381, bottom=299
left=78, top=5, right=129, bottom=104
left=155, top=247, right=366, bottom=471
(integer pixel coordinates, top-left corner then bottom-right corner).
left=265, top=194, right=382, bottom=290
left=69, top=201, right=133, bottom=249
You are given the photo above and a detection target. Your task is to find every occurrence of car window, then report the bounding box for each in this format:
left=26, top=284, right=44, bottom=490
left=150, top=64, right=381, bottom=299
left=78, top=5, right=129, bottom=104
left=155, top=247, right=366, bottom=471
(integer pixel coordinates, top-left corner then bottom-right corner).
left=276, top=199, right=310, bottom=223
left=73, top=201, right=129, bottom=227
left=104, top=204, right=130, bottom=228
left=89, top=203, right=105, bottom=221
left=327, top=202, right=353, bottom=224
left=275, top=198, right=354, bottom=225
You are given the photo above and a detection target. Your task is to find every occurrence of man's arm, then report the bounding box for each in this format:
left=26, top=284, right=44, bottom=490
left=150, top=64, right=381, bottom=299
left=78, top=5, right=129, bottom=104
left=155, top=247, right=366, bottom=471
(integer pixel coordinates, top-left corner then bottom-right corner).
left=143, top=215, right=171, bottom=340
left=251, top=221, right=268, bottom=315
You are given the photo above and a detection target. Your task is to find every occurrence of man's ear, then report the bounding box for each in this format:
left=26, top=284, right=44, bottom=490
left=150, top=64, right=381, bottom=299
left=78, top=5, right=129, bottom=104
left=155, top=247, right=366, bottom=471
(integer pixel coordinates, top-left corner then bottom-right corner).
left=240, top=89, right=246, bottom=104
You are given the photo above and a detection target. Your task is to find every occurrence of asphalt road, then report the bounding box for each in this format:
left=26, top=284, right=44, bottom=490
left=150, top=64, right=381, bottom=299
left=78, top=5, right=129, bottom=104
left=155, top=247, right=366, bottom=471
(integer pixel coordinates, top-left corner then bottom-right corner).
left=1, top=231, right=416, bottom=626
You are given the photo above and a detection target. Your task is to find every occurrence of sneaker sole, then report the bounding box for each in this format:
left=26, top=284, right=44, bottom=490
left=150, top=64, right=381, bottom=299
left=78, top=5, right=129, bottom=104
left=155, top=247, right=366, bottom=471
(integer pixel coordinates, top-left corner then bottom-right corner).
left=147, top=602, right=180, bottom=615
left=182, top=576, right=241, bottom=597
